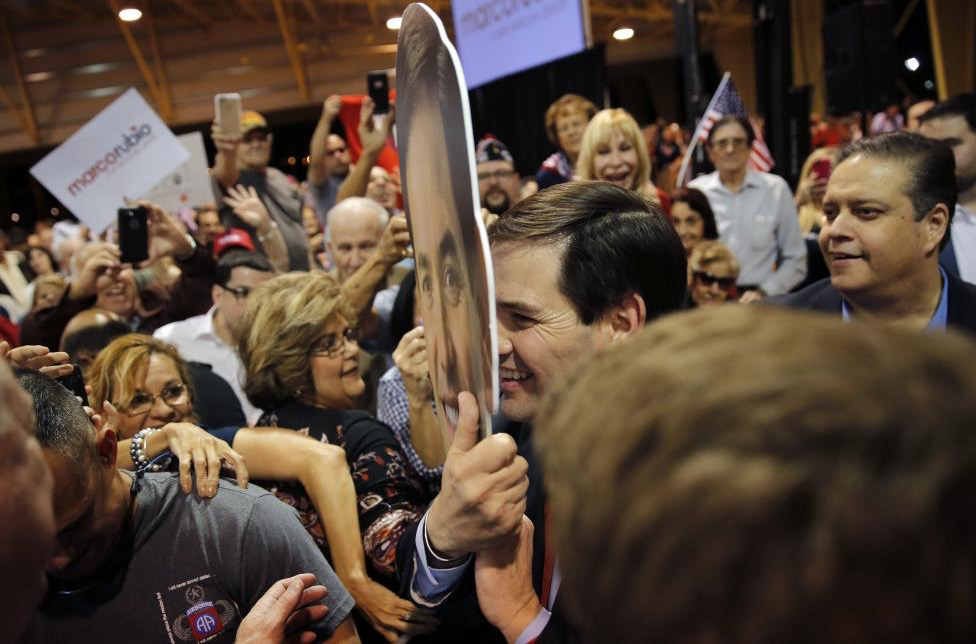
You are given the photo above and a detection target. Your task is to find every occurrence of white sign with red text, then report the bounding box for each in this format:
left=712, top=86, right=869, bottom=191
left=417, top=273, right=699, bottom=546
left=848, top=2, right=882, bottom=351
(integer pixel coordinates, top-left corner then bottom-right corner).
left=141, top=131, right=216, bottom=213
left=30, top=88, right=189, bottom=232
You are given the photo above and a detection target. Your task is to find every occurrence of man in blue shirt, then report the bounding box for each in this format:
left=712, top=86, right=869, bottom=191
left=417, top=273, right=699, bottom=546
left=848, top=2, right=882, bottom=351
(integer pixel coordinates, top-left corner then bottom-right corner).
left=775, top=132, right=976, bottom=336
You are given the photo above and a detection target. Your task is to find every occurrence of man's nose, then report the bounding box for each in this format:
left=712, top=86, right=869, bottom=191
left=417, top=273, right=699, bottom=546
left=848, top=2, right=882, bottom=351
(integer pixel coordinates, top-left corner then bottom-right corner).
left=496, top=323, right=514, bottom=356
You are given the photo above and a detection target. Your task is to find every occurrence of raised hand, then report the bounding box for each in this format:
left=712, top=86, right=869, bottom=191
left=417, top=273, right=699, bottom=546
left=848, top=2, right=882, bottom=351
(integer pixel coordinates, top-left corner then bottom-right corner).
left=375, top=214, right=411, bottom=265
left=223, top=184, right=273, bottom=233
left=393, top=326, right=433, bottom=403
left=358, top=96, right=396, bottom=157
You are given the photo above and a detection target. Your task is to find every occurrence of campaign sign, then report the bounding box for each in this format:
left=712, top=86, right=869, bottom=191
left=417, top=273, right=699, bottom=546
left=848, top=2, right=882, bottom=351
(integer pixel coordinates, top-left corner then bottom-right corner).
left=396, top=3, right=499, bottom=442
left=30, top=88, right=189, bottom=232
left=142, top=131, right=217, bottom=213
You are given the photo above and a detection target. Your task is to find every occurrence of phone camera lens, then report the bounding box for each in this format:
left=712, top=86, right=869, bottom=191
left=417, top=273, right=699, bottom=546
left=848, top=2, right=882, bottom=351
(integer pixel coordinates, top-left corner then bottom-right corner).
left=129, top=218, right=141, bottom=230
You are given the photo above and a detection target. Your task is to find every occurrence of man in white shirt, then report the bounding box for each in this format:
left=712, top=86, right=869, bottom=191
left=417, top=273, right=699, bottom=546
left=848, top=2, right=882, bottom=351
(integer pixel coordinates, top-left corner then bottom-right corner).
left=919, top=93, right=976, bottom=284
left=155, top=250, right=275, bottom=425
left=689, top=115, right=807, bottom=301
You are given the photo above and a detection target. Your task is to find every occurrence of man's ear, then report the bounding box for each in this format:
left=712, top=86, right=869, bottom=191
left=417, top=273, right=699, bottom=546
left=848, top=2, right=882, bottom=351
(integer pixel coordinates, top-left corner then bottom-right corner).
left=606, top=292, right=646, bottom=342
left=923, top=203, right=950, bottom=255
left=94, top=415, right=119, bottom=470
left=211, top=284, right=222, bottom=305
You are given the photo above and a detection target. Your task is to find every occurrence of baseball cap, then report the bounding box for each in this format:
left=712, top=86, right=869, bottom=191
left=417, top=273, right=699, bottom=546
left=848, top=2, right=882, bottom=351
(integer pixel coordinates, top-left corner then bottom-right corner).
left=241, top=110, right=269, bottom=134
left=475, top=135, right=514, bottom=165
left=213, top=228, right=255, bottom=257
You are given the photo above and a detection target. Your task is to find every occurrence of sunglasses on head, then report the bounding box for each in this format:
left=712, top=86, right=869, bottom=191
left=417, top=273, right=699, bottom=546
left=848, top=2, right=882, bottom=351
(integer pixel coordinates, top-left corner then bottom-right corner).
left=693, top=271, right=736, bottom=289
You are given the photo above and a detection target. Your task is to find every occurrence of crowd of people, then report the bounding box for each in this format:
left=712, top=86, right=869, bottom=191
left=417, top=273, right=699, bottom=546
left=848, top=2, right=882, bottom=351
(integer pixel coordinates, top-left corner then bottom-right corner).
left=0, top=85, right=975, bottom=643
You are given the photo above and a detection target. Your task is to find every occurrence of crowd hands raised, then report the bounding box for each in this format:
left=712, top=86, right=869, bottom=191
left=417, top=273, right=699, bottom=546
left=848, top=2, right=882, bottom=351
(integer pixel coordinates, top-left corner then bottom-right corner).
left=1, top=87, right=976, bottom=644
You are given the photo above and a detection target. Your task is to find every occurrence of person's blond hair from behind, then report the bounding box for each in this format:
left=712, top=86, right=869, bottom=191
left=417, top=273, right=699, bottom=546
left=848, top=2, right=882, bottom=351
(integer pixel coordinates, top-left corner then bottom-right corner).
left=88, top=333, right=194, bottom=418
left=687, top=239, right=740, bottom=278
left=237, top=271, right=353, bottom=412
left=537, top=305, right=976, bottom=644
left=577, top=108, right=658, bottom=203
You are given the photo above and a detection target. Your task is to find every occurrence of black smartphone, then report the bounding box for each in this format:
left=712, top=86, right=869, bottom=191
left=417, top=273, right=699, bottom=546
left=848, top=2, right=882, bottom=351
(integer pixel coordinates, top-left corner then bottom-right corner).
left=118, top=206, right=149, bottom=264
left=58, top=364, right=89, bottom=408
left=367, top=70, right=390, bottom=115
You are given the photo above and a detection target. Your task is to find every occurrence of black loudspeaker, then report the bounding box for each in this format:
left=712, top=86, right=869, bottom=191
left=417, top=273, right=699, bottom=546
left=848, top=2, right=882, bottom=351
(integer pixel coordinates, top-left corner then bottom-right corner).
left=823, top=0, right=898, bottom=115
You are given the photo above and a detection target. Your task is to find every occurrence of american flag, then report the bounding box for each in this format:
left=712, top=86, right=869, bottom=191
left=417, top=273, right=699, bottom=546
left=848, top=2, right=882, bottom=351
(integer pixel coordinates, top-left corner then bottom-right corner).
left=677, top=73, right=774, bottom=185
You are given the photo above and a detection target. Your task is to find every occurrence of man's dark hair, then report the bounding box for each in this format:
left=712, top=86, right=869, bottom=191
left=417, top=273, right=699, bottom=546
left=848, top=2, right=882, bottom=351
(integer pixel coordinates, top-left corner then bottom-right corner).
left=837, top=132, right=956, bottom=248
left=917, top=92, right=976, bottom=133
left=488, top=182, right=687, bottom=324
left=15, top=369, right=95, bottom=481
left=62, top=319, right=131, bottom=363
left=706, top=115, right=756, bottom=147
left=215, top=250, right=274, bottom=287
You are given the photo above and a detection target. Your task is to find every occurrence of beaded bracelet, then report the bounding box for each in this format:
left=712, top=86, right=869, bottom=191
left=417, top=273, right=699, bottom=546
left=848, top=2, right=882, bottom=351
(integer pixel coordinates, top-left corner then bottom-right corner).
left=129, top=427, right=161, bottom=470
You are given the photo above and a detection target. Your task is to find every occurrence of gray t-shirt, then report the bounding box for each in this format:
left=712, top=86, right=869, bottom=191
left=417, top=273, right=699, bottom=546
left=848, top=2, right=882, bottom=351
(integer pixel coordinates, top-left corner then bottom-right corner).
left=307, top=175, right=342, bottom=227
left=33, top=473, right=354, bottom=643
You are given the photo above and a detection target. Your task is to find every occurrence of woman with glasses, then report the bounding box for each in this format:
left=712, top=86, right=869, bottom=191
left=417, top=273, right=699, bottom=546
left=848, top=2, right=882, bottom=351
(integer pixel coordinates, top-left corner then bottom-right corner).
left=687, top=240, right=740, bottom=307
left=576, top=108, right=672, bottom=215
left=87, top=333, right=428, bottom=641
left=688, top=115, right=807, bottom=303
left=237, top=271, right=435, bottom=641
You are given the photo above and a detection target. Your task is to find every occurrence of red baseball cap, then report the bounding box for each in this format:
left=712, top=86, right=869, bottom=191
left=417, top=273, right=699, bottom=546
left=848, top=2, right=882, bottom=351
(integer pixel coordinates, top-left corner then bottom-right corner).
left=213, top=228, right=255, bottom=257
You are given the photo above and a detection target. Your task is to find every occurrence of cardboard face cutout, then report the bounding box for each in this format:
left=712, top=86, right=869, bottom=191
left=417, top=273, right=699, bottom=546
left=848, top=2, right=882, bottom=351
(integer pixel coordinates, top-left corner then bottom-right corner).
left=396, top=3, right=499, bottom=442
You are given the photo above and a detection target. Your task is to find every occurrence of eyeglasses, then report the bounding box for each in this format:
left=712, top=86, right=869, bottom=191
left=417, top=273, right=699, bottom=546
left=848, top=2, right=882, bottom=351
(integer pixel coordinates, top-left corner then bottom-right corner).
left=218, top=283, right=252, bottom=299
left=693, top=271, right=736, bottom=289
left=710, top=137, right=748, bottom=151
left=122, top=383, right=189, bottom=415
left=311, top=327, right=358, bottom=357
left=242, top=131, right=270, bottom=144
left=477, top=169, right=517, bottom=182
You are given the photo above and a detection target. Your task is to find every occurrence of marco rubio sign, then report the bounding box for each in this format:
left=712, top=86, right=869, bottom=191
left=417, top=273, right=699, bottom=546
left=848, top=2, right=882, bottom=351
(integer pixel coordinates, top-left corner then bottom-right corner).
left=30, top=88, right=189, bottom=232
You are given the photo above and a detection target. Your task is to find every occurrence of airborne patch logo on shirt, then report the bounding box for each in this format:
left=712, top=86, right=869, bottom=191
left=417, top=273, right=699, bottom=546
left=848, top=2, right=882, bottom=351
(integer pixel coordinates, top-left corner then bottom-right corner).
left=156, top=575, right=237, bottom=643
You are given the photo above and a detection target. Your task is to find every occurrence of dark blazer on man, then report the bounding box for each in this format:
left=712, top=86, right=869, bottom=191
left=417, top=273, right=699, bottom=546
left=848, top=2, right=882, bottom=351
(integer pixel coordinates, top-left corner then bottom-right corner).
left=773, top=275, right=976, bottom=337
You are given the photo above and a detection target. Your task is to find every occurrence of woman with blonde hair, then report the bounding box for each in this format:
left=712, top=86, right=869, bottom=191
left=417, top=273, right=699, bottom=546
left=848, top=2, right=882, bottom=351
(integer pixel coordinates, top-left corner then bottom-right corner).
left=88, top=332, right=424, bottom=641
left=577, top=108, right=671, bottom=214
left=238, top=271, right=435, bottom=640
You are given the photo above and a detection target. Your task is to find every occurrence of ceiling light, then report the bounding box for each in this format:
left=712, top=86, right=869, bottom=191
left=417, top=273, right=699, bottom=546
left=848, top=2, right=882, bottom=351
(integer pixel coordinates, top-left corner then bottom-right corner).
left=386, top=16, right=402, bottom=30
left=118, top=7, right=143, bottom=22
left=613, top=27, right=634, bottom=41
left=904, top=57, right=920, bottom=72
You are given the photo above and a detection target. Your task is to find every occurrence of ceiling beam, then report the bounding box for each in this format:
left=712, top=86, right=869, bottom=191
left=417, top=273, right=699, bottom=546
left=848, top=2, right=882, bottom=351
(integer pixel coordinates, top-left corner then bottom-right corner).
left=144, top=0, right=175, bottom=121
left=1, top=19, right=39, bottom=143
left=165, top=0, right=214, bottom=26
left=108, top=0, right=174, bottom=120
left=272, top=0, right=311, bottom=102
left=237, top=0, right=267, bottom=24
left=301, top=0, right=321, bottom=23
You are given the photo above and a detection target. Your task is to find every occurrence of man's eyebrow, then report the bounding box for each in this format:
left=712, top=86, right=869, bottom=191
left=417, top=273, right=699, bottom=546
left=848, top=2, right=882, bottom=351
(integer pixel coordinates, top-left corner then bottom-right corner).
left=497, top=299, right=543, bottom=316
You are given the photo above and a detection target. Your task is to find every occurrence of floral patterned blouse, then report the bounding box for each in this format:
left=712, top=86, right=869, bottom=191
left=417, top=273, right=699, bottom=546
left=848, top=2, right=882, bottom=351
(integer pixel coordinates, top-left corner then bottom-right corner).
left=257, top=401, right=426, bottom=579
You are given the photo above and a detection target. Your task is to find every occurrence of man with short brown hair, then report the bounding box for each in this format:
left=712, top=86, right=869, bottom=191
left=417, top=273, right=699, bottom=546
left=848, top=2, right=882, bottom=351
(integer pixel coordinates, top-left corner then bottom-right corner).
left=536, top=305, right=976, bottom=644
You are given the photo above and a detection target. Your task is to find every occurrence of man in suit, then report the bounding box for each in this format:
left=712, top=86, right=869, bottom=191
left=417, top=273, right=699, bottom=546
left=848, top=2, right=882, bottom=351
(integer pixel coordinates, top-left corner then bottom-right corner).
left=397, top=182, right=688, bottom=642
left=775, top=132, right=976, bottom=335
